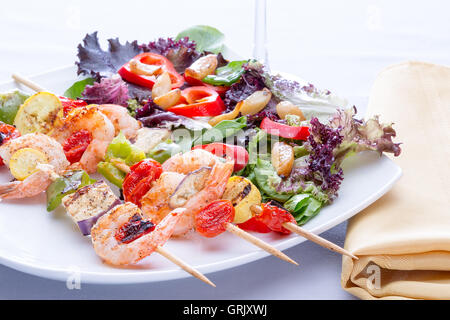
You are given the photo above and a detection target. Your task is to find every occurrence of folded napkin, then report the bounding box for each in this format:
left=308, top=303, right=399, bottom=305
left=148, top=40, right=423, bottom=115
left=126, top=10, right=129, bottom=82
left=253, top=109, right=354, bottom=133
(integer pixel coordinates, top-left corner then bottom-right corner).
left=341, top=61, right=450, bottom=300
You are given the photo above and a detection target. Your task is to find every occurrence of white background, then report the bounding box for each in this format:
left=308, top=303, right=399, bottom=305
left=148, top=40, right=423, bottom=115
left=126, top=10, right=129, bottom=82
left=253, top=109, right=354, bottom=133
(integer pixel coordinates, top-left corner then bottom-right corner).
left=0, top=0, right=448, bottom=299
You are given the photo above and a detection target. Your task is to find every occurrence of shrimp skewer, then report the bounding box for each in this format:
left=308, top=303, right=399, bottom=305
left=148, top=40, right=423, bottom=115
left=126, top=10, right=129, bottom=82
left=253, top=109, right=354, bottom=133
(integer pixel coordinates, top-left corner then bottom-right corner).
left=124, top=152, right=298, bottom=264
left=91, top=202, right=215, bottom=287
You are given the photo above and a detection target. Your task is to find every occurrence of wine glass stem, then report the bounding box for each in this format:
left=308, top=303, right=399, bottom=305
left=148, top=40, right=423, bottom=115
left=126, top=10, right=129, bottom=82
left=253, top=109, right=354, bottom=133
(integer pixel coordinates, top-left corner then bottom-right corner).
left=253, top=0, right=269, bottom=69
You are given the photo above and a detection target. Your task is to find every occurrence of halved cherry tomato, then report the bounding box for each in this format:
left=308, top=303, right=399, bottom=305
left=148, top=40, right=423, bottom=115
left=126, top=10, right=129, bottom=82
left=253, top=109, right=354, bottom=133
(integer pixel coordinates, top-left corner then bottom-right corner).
left=237, top=217, right=272, bottom=233
left=114, top=213, right=155, bottom=244
left=0, top=122, right=20, bottom=166
left=60, top=97, right=88, bottom=117
left=254, top=202, right=296, bottom=234
left=260, top=117, right=310, bottom=140
left=184, top=74, right=229, bottom=96
left=167, top=86, right=225, bottom=117
left=192, top=143, right=248, bottom=172
left=118, top=53, right=184, bottom=89
left=195, top=199, right=235, bottom=238
left=122, top=159, right=163, bottom=207
left=62, top=129, right=92, bottom=164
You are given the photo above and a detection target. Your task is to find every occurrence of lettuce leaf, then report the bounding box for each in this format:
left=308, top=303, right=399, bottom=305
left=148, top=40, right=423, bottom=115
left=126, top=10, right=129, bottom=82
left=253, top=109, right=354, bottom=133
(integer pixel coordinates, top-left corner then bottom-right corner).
left=76, top=32, right=142, bottom=79
left=284, top=194, right=323, bottom=225
left=176, top=25, right=225, bottom=54
left=247, top=61, right=347, bottom=122
left=140, top=37, right=202, bottom=73
left=81, top=76, right=129, bottom=107
left=64, top=77, right=94, bottom=99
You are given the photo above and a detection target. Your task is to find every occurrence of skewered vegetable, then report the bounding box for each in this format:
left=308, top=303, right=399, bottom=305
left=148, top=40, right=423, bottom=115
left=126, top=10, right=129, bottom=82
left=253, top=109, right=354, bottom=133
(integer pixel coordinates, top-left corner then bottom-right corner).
left=222, top=176, right=261, bottom=224
left=46, top=169, right=95, bottom=211
left=9, top=148, right=48, bottom=181
left=14, top=92, right=62, bottom=134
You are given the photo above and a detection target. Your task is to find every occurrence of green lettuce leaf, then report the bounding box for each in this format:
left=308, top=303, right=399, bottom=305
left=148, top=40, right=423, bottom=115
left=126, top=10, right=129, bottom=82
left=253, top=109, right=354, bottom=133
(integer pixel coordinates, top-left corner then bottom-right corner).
left=176, top=25, right=225, bottom=54
left=0, top=90, right=29, bottom=125
left=284, top=194, right=323, bottom=225
left=64, top=77, right=94, bottom=99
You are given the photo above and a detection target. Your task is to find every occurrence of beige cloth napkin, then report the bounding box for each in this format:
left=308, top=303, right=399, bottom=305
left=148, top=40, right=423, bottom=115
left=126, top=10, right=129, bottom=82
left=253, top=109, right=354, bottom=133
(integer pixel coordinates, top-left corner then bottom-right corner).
left=341, top=61, right=450, bottom=300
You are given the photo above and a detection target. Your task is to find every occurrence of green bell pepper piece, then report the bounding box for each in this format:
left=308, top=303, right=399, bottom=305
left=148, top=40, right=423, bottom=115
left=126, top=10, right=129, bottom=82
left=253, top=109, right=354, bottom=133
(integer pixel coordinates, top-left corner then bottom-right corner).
left=147, top=141, right=182, bottom=164
left=104, top=131, right=145, bottom=166
left=97, top=162, right=126, bottom=188
left=46, top=170, right=95, bottom=212
left=98, top=131, right=145, bottom=188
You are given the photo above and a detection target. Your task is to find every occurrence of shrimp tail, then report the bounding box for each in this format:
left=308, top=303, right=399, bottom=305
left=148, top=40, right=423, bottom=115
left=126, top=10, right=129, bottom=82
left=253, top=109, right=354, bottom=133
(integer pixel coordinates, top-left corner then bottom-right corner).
left=0, top=169, right=52, bottom=199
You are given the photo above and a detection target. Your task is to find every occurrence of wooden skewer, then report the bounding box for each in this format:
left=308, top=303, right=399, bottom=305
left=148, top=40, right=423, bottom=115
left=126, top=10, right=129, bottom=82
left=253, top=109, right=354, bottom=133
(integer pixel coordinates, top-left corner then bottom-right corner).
left=225, top=223, right=298, bottom=265
left=155, top=246, right=215, bottom=287
left=110, top=158, right=298, bottom=266
left=12, top=73, right=47, bottom=92
left=251, top=205, right=358, bottom=260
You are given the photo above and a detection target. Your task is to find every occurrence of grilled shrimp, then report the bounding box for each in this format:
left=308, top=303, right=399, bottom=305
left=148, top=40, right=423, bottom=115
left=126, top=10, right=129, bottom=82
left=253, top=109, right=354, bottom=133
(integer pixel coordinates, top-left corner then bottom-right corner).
left=97, top=104, right=141, bottom=139
left=142, top=160, right=234, bottom=236
left=0, top=133, right=68, bottom=199
left=51, top=106, right=115, bottom=173
left=162, top=149, right=221, bottom=174
left=0, top=164, right=58, bottom=199
left=141, top=171, right=186, bottom=225
left=91, top=202, right=185, bottom=266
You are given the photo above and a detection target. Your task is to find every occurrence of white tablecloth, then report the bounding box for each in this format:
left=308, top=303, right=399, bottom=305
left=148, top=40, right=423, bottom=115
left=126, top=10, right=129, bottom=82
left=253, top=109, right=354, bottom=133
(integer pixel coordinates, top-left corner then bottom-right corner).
left=0, top=0, right=448, bottom=299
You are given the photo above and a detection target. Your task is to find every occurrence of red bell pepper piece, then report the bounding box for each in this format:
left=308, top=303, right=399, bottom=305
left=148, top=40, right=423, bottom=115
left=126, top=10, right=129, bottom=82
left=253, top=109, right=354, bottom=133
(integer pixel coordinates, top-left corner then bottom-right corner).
left=192, top=143, right=249, bottom=172
left=237, top=217, right=272, bottom=233
left=0, top=122, right=20, bottom=166
left=184, top=74, right=229, bottom=96
left=167, top=86, right=225, bottom=117
left=118, top=53, right=184, bottom=89
left=260, top=117, right=310, bottom=140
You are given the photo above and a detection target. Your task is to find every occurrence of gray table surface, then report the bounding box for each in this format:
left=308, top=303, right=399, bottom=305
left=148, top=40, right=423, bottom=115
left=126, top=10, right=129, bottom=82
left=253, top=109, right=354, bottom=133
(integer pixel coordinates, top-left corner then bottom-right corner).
left=0, top=0, right=448, bottom=299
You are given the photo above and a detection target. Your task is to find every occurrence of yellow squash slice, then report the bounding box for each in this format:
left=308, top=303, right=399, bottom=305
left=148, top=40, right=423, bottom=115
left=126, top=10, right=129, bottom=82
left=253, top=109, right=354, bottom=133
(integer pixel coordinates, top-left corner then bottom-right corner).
left=14, top=92, right=62, bottom=134
left=9, top=148, right=48, bottom=181
left=222, top=176, right=262, bottom=224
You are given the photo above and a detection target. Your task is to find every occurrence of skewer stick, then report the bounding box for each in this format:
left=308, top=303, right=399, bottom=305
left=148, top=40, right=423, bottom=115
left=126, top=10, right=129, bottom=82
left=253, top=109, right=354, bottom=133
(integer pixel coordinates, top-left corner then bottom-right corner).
left=12, top=73, right=47, bottom=92
left=155, top=246, right=215, bottom=287
left=225, top=223, right=298, bottom=266
left=251, top=205, right=358, bottom=260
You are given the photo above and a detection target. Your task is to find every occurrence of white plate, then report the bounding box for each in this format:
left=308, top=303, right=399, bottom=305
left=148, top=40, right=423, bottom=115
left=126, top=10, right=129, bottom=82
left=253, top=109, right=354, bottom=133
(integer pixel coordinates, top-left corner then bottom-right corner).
left=0, top=66, right=402, bottom=284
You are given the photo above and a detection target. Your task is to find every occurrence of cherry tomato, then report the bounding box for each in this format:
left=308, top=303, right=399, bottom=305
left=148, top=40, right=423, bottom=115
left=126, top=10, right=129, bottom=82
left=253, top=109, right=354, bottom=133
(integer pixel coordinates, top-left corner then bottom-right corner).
left=192, top=143, right=249, bottom=172
left=195, top=199, right=235, bottom=238
left=114, top=213, right=155, bottom=244
left=255, top=202, right=296, bottom=234
left=62, top=130, right=92, bottom=164
left=59, top=96, right=87, bottom=117
left=237, top=217, right=272, bottom=233
left=0, top=122, right=20, bottom=166
left=123, top=159, right=163, bottom=206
